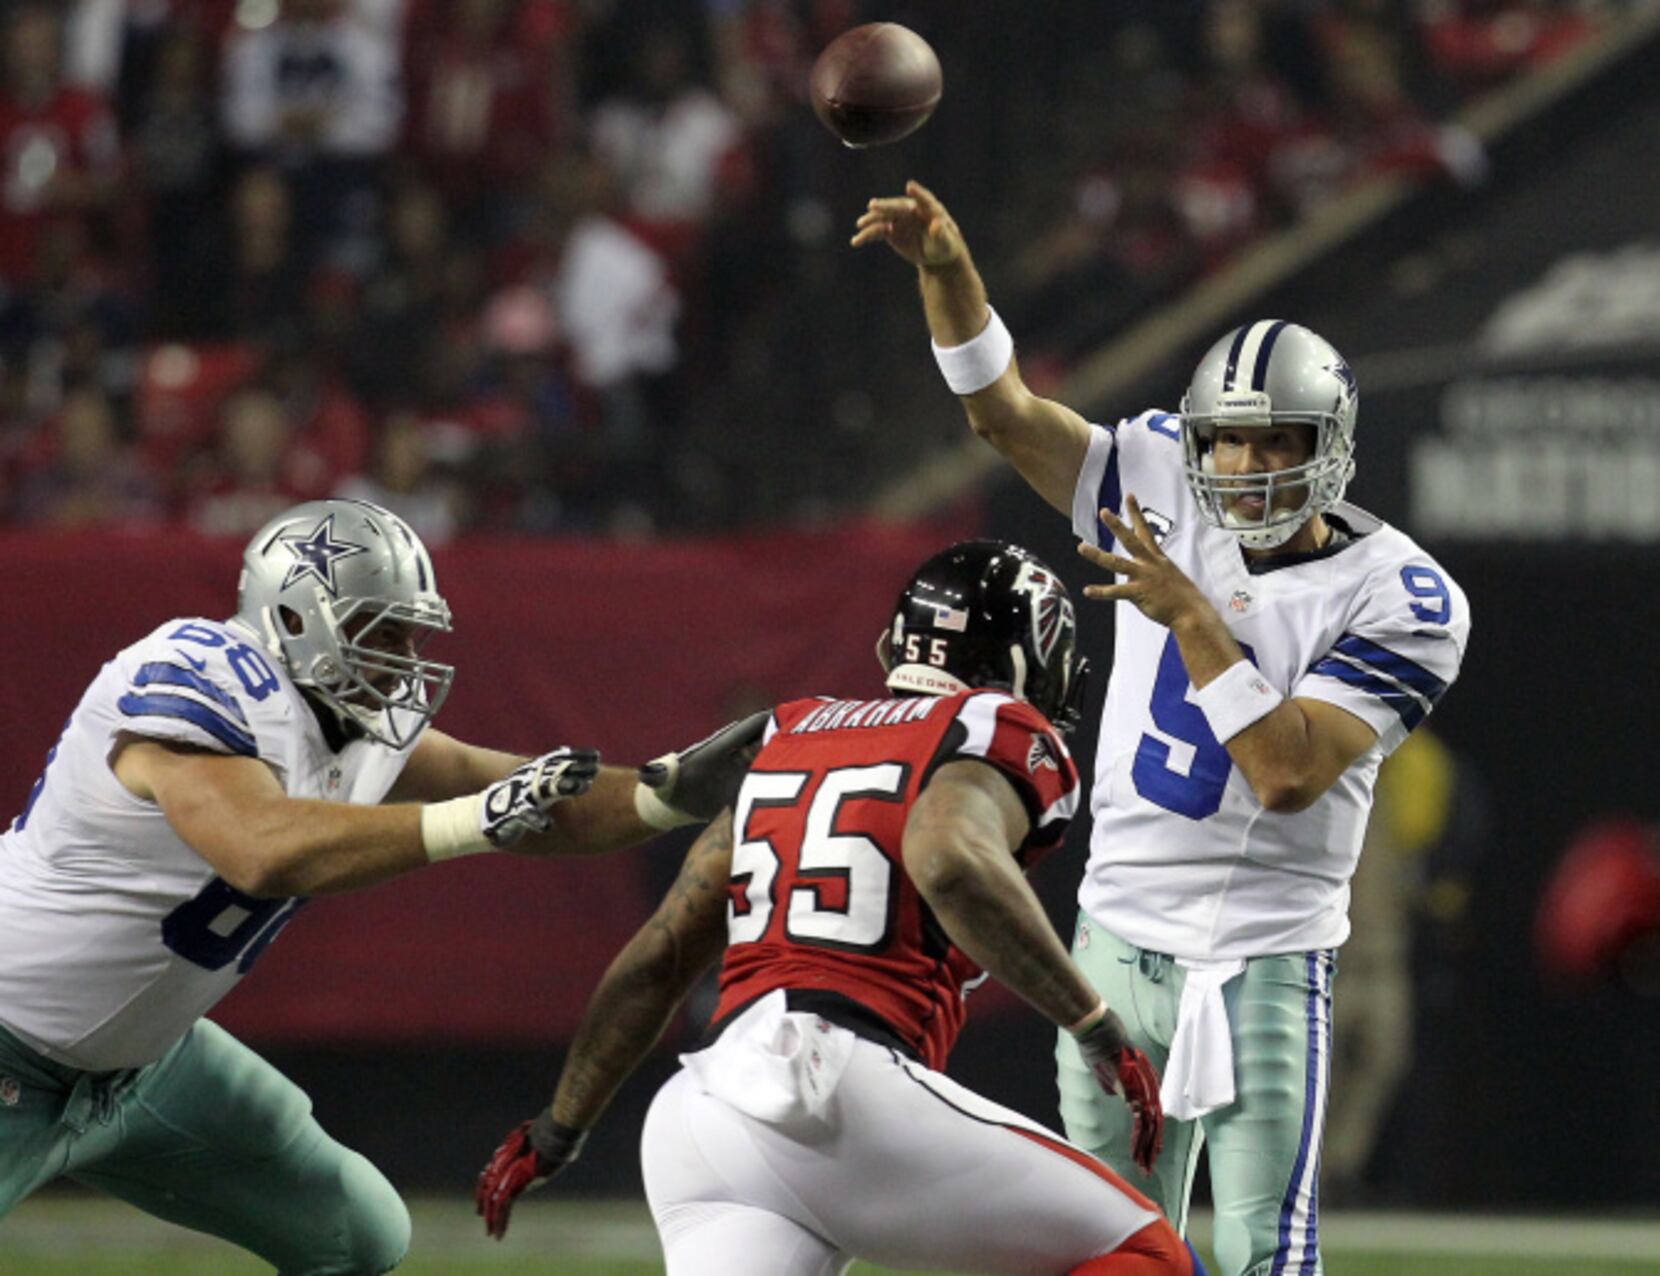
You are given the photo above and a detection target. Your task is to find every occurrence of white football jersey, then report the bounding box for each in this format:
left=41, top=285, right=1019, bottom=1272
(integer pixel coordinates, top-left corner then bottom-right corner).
left=0, top=616, right=422, bottom=1070
left=1070, top=412, right=1470, bottom=960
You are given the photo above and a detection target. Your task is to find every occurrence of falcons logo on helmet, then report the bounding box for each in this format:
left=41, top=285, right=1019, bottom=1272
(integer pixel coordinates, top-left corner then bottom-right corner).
left=1011, top=561, right=1071, bottom=666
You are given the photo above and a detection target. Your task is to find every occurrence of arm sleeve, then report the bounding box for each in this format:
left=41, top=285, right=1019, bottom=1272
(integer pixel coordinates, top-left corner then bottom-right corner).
left=115, top=658, right=258, bottom=759
left=934, top=693, right=1081, bottom=851
left=1070, top=411, right=1184, bottom=548
left=1070, top=422, right=1121, bottom=548
left=1293, top=558, right=1470, bottom=757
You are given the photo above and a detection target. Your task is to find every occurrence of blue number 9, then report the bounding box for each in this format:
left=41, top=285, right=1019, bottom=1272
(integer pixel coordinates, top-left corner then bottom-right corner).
left=1401, top=566, right=1451, bottom=624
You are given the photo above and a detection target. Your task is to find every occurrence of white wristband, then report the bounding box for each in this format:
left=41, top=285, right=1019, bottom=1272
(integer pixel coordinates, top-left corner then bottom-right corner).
left=1192, top=660, right=1284, bottom=744
left=932, top=306, right=1014, bottom=396
left=421, top=793, right=494, bottom=861
left=633, top=776, right=696, bottom=831
left=1067, top=999, right=1108, bottom=1037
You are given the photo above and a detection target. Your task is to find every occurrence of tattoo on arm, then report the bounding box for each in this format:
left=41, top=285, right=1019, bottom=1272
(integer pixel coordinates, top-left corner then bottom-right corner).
left=550, top=811, right=734, bottom=1128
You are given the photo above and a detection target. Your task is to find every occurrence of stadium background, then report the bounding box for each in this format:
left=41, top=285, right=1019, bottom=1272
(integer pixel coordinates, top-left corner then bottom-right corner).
left=1, top=0, right=1658, bottom=1266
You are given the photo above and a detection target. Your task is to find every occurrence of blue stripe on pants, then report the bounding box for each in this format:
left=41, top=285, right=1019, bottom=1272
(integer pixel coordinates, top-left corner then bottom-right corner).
left=1272, top=951, right=1328, bottom=1276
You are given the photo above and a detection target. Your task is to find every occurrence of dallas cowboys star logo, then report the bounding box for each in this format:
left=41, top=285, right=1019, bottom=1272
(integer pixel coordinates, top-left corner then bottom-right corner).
left=1326, top=358, right=1358, bottom=405
left=279, top=514, right=369, bottom=595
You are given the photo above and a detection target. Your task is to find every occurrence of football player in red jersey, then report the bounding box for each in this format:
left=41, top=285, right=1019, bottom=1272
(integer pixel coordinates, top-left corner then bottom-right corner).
left=478, top=541, right=1208, bottom=1276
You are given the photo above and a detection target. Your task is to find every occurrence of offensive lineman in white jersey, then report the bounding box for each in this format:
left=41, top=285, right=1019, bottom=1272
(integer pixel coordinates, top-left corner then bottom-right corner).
left=855, top=185, right=1469, bottom=1276
left=0, top=498, right=763, bottom=1274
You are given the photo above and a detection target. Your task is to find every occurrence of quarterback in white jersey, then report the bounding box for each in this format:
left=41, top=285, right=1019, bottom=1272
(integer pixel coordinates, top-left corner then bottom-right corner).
left=1069, top=408, right=1467, bottom=962
left=857, top=184, right=1469, bottom=1276
left=0, top=499, right=764, bottom=1274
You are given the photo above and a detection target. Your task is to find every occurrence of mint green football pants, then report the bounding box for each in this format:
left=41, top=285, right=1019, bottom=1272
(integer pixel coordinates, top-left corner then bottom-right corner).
left=1056, top=915, right=1335, bottom=1276
left=0, top=1019, right=409, bottom=1274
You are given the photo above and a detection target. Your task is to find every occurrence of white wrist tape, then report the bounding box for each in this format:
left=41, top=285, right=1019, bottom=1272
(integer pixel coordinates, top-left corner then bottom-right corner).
left=633, top=775, right=696, bottom=831
left=421, top=794, right=494, bottom=861
left=932, top=306, right=1014, bottom=396
left=1192, top=660, right=1284, bottom=744
left=1067, top=999, right=1108, bottom=1037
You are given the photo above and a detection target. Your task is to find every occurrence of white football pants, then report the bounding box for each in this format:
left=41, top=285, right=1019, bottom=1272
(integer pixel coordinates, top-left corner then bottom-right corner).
left=641, top=1019, right=1163, bottom=1276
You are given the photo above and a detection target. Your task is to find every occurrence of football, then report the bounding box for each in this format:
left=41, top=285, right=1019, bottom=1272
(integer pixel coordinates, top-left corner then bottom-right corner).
left=810, top=23, right=942, bottom=148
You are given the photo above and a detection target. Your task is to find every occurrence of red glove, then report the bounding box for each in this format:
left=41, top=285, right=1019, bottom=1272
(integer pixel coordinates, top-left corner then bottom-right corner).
left=475, top=1112, right=587, bottom=1240
left=1073, top=1006, right=1164, bottom=1174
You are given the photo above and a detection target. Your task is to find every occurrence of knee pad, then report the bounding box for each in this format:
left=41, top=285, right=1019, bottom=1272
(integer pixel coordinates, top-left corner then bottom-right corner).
left=335, top=1150, right=412, bottom=1274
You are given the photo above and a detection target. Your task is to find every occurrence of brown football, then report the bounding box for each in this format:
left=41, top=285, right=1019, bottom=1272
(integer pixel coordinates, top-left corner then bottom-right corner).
left=810, top=23, right=942, bottom=148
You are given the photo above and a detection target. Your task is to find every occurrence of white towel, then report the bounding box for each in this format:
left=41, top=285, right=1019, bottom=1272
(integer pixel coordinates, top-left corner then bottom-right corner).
left=681, top=990, right=855, bottom=1125
left=1158, top=958, right=1246, bottom=1121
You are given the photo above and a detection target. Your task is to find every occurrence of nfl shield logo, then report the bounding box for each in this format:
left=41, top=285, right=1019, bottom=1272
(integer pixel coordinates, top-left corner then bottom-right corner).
left=1229, top=590, right=1253, bottom=613
left=0, top=1076, right=20, bottom=1106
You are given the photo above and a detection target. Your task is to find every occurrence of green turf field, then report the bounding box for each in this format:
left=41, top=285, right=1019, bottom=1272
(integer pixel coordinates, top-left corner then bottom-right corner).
left=2, top=1196, right=1657, bottom=1275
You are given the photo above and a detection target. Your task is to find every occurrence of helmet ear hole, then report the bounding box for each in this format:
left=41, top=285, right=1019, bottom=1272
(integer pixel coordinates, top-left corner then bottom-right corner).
left=279, top=605, right=305, bottom=637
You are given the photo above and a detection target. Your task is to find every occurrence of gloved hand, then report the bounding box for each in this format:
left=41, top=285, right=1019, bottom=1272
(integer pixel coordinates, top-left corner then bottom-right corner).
left=476, top=1111, right=587, bottom=1240
left=480, top=748, right=601, bottom=848
left=635, top=710, right=769, bottom=829
left=1074, top=1005, right=1164, bottom=1174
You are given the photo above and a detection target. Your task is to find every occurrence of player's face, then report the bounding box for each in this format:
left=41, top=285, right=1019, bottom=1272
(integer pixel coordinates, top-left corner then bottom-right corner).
left=342, top=614, right=425, bottom=701
left=1211, top=423, right=1316, bottom=520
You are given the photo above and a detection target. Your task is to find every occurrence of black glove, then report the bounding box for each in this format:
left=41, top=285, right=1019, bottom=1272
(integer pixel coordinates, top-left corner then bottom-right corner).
left=635, top=710, right=769, bottom=828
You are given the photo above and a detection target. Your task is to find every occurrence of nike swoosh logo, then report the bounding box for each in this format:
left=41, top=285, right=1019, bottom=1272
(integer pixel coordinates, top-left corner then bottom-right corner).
left=176, top=650, right=208, bottom=672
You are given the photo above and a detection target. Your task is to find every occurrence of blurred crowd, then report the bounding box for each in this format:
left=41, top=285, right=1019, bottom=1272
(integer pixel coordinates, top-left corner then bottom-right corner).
left=0, top=0, right=1618, bottom=539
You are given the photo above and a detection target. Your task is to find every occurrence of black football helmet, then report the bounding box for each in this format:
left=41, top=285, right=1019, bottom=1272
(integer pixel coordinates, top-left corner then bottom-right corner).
left=877, top=540, right=1089, bottom=733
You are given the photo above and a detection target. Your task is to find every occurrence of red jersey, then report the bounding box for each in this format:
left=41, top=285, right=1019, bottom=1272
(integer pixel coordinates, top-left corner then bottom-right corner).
left=711, top=689, right=1080, bottom=1071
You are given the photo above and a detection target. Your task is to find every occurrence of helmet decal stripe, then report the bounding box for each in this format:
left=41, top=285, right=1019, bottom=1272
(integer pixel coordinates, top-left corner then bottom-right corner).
left=1251, top=320, right=1290, bottom=391
left=1228, top=320, right=1275, bottom=394
left=1222, top=324, right=1252, bottom=391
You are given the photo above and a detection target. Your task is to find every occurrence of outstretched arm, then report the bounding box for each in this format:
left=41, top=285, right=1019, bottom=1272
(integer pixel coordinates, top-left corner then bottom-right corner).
left=114, top=737, right=601, bottom=896
left=475, top=811, right=735, bottom=1239
left=389, top=732, right=657, bottom=857
left=852, top=180, right=1092, bottom=515
left=389, top=712, right=769, bottom=857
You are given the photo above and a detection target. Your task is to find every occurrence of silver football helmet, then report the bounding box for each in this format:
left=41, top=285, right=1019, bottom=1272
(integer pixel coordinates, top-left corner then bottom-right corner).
left=234, top=499, right=454, bottom=748
left=1179, top=319, right=1358, bottom=550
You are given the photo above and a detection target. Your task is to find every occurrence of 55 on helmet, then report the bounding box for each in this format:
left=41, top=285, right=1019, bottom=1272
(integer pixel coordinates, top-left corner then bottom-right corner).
left=234, top=499, right=454, bottom=748
left=878, top=539, right=1089, bottom=733
left=1179, top=319, right=1358, bottom=551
